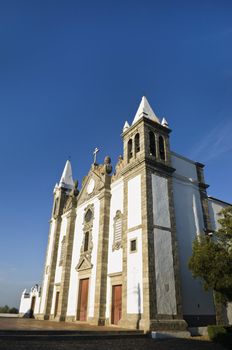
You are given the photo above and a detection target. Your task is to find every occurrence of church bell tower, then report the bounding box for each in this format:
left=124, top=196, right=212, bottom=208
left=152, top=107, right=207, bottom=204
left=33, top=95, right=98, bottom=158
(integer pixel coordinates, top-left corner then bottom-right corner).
left=119, top=96, right=186, bottom=331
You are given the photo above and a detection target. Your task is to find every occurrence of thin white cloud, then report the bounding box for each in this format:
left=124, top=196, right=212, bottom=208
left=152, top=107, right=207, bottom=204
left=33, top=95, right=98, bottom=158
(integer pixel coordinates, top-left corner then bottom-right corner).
left=188, top=120, right=232, bottom=162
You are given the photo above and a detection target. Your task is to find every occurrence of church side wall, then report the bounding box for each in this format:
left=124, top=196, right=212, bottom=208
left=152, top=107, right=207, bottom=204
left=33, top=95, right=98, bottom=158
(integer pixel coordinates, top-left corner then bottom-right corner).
left=39, top=219, right=56, bottom=314
left=105, top=179, right=123, bottom=320
left=171, top=154, right=215, bottom=325
left=151, top=174, right=177, bottom=315
left=66, top=197, right=100, bottom=319
left=208, top=199, right=227, bottom=231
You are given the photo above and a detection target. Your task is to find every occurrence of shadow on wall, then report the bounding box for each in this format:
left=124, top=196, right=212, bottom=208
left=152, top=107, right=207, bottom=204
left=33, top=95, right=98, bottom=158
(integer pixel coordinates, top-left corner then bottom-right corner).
left=137, top=283, right=141, bottom=330
left=22, top=309, right=35, bottom=319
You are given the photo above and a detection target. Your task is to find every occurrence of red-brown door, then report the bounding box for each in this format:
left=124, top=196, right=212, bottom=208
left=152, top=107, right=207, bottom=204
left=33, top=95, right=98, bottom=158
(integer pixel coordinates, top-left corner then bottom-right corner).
left=111, top=284, right=122, bottom=325
left=77, top=278, right=89, bottom=321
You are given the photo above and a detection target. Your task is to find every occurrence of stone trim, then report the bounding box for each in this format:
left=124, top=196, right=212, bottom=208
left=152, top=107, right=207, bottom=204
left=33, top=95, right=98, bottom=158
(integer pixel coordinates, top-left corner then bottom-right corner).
left=127, top=224, right=142, bottom=233
left=153, top=224, right=172, bottom=232
left=55, top=209, right=76, bottom=321
left=92, top=180, right=111, bottom=326
left=196, top=164, right=212, bottom=233
left=77, top=204, right=94, bottom=270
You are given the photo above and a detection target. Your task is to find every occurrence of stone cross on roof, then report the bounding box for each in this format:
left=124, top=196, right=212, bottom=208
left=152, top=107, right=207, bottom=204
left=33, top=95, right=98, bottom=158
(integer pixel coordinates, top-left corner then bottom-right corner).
left=93, top=147, right=99, bottom=164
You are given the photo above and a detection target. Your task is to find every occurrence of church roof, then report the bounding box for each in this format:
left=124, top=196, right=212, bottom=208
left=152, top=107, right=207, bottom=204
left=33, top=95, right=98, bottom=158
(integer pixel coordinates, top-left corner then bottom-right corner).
left=59, top=160, right=74, bottom=190
left=132, top=96, right=160, bottom=125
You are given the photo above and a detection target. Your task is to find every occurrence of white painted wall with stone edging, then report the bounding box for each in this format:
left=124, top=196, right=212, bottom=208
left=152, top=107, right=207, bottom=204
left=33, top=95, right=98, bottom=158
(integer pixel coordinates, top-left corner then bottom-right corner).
left=172, top=154, right=215, bottom=316
left=154, top=228, right=177, bottom=315
left=127, top=175, right=141, bottom=229
left=106, top=179, right=124, bottom=319
left=127, top=228, right=143, bottom=314
left=54, top=216, right=68, bottom=284
left=152, top=174, right=171, bottom=228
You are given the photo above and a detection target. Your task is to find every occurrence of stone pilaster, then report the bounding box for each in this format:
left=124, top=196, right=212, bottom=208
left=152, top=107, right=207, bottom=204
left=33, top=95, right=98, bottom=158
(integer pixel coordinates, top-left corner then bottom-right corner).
left=196, top=163, right=212, bottom=233
left=43, top=217, right=62, bottom=319
left=39, top=188, right=68, bottom=319
left=92, top=175, right=111, bottom=325
left=55, top=208, right=76, bottom=321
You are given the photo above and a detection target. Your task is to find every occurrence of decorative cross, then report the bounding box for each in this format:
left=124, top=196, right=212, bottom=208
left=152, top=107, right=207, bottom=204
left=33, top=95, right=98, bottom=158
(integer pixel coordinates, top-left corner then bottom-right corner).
left=93, top=147, right=99, bottom=164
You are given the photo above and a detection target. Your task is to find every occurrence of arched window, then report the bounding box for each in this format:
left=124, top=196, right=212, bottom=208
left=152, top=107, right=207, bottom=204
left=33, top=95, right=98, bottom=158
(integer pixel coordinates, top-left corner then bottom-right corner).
left=159, top=135, right=165, bottom=160
left=84, top=231, right=89, bottom=252
left=134, top=133, right=140, bottom=154
left=149, top=131, right=156, bottom=156
left=127, top=139, right=133, bottom=162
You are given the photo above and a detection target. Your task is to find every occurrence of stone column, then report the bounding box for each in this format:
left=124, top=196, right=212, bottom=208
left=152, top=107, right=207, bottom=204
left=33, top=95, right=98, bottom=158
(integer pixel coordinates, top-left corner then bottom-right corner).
left=92, top=176, right=111, bottom=325
left=43, top=217, right=62, bottom=319
left=56, top=208, right=76, bottom=321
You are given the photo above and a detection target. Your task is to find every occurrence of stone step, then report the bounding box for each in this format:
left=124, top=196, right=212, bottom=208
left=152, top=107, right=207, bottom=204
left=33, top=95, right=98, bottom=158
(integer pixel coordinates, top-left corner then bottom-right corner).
left=151, top=331, right=191, bottom=339
left=0, top=330, right=147, bottom=341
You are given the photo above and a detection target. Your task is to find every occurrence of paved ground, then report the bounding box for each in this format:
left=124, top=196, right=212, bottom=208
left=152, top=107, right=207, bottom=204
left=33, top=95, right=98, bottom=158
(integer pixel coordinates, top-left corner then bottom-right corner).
left=0, top=318, right=226, bottom=350
left=0, top=317, right=127, bottom=331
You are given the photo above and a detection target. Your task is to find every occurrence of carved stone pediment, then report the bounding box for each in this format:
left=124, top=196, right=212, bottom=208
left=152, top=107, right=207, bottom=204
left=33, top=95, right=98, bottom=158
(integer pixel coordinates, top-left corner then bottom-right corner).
left=76, top=257, right=93, bottom=272
left=77, top=165, right=106, bottom=206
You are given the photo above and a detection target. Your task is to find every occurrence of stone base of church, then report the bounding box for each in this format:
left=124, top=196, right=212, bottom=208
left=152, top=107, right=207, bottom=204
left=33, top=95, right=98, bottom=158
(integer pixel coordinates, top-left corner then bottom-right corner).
left=65, top=315, right=76, bottom=322
left=35, top=313, right=51, bottom=320
left=119, top=315, right=187, bottom=332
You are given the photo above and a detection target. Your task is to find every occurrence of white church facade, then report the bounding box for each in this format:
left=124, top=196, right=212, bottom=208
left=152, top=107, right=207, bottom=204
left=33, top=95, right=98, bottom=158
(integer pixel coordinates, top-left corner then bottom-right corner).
left=19, top=97, right=230, bottom=330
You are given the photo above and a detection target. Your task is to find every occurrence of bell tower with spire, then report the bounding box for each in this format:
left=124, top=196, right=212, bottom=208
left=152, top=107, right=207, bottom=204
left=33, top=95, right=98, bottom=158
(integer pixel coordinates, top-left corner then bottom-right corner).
left=119, top=96, right=186, bottom=331
left=38, top=160, right=76, bottom=320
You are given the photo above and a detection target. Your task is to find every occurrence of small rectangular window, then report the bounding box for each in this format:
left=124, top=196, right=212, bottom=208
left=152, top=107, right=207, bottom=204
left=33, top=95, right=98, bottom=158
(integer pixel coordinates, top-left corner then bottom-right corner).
left=130, top=239, right=137, bottom=253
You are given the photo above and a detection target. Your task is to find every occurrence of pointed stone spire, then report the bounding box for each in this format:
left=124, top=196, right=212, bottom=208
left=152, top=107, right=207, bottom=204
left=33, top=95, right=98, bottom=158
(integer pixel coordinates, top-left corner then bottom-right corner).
left=132, top=96, right=160, bottom=125
left=123, top=121, right=130, bottom=132
left=161, top=117, right=169, bottom=128
left=59, top=160, right=74, bottom=190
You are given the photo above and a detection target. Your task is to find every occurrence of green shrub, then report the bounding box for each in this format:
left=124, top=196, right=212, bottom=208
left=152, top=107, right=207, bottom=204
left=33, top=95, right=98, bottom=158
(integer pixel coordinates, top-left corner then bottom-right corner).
left=208, top=325, right=232, bottom=349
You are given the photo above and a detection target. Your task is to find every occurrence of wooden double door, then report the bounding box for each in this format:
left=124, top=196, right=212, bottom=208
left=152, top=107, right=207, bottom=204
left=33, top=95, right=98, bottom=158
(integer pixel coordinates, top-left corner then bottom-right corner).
left=111, top=284, right=122, bottom=325
left=77, top=278, right=89, bottom=321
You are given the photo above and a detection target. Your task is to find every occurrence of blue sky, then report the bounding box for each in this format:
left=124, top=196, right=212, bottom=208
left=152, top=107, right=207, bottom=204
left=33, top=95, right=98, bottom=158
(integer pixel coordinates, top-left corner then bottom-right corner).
left=0, top=0, right=232, bottom=307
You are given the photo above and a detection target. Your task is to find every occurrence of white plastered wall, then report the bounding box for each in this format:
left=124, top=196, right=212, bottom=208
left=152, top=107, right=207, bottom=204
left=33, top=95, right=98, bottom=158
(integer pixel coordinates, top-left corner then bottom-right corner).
left=127, top=229, right=143, bottom=314
left=151, top=173, right=176, bottom=315
left=66, top=196, right=100, bottom=318
left=126, top=175, right=143, bottom=314
left=171, top=153, right=215, bottom=316
left=128, top=175, right=142, bottom=229
left=106, top=179, right=123, bottom=319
